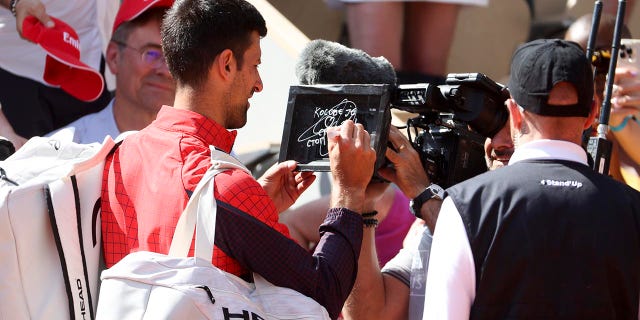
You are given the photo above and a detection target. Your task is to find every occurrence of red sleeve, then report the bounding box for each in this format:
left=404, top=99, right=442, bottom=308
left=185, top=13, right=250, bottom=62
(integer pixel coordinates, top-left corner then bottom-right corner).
left=214, top=169, right=291, bottom=238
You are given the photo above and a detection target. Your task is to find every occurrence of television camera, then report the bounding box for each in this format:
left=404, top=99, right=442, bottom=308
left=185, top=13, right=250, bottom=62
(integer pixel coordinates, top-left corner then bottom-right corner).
left=389, top=72, right=509, bottom=187
left=279, top=72, right=510, bottom=188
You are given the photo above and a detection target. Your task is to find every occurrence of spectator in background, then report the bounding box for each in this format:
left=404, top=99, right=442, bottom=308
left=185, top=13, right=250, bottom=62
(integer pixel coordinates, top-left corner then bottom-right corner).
left=48, top=0, right=176, bottom=144
left=0, top=0, right=117, bottom=139
left=565, top=13, right=640, bottom=190
left=338, top=0, right=488, bottom=85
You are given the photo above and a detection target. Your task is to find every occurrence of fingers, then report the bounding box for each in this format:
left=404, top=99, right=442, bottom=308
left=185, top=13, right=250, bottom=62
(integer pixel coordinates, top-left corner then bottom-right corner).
left=30, top=4, right=54, bottom=27
left=615, top=68, right=638, bottom=83
left=359, top=124, right=371, bottom=150
left=384, top=146, right=401, bottom=163
left=295, top=171, right=316, bottom=193
left=266, top=160, right=295, bottom=176
left=611, top=80, right=640, bottom=111
left=337, top=120, right=369, bottom=149
left=15, top=0, right=54, bottom=38
left=338, top=119, right=354, bottom=139
left=328, top=120, right=370, bottom=151
left=328, top=120, right=377, bottom=211
left=612, top=82, right=640, bottom=97
left=387, top=125, right=410, bottom=151
left=326, top=126, right=340, bottom=153
left=612, top=96, right=640, bottom=110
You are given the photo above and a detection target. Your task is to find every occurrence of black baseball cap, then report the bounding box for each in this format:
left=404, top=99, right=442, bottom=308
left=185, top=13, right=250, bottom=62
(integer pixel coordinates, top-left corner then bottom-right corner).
left=507, top=39, right=594, bottom=117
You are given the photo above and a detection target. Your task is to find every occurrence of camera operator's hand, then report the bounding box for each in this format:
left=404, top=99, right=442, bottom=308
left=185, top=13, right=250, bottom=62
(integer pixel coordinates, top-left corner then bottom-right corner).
left=258, top=160, right=316, bottom=213
left=378, top=125, right=430, bottom=199
left=327, top=120, right=376, bottom=213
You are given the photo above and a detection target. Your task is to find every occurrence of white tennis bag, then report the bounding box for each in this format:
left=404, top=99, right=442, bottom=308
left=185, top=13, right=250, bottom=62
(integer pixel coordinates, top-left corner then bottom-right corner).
left=0, top=135, right=116, bottom=320
left=96, top=147, right=331, bottom=320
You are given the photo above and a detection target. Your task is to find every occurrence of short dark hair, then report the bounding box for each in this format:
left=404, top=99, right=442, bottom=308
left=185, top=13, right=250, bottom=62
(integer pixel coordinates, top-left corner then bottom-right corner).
left=161, top=0, right=267, bottom=89
left=112, top=7, right=168, bottom=45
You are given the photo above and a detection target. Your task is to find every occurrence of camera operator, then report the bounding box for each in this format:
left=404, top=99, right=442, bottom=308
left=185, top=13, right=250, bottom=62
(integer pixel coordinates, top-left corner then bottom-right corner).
left=423, top=39, right=640, bottom=319
left=342, top=118, right=512, bottom=320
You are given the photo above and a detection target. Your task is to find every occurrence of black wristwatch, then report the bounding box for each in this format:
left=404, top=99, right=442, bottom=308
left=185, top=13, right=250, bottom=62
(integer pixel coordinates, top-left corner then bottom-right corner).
left=410, top=183, right=445, bottom=219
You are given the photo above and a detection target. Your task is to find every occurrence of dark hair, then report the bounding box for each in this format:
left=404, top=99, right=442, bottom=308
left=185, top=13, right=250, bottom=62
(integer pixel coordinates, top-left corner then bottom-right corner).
left=112, top=7, right=168, bottom=45
left=161, top=0, right=267, bottom=89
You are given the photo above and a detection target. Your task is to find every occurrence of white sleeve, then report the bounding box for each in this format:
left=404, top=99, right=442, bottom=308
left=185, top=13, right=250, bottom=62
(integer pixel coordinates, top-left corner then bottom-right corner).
left=422, top=197, right=475, bottom=320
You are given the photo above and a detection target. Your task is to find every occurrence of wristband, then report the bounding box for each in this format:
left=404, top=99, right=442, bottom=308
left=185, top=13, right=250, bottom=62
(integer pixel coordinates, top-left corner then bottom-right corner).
left=610, top=115, right=638, bottom=132
left=9, top=0, right=19, bottom=17
left=362, top=211, right=378, bottom=218
left=363, top=218, right=379, bottom=228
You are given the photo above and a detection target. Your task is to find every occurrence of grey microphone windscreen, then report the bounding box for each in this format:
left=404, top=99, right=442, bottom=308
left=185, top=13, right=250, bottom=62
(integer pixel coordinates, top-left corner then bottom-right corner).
left=295, top=39, right=397, bottom=86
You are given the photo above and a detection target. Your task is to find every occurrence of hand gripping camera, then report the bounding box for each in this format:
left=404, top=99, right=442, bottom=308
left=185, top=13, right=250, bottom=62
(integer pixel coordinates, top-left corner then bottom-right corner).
left=391, top=73, right=509, bottom=187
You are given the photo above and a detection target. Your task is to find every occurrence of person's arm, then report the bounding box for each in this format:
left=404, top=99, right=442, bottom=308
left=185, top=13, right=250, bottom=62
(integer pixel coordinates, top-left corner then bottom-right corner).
left=215, top=120, right=376, bottom=320
left=326, top=121, right=375, bottom=213
left=0, top=103, right=26, bottom=150
left=611, top=116, right=640, bottom=164
left=279, top=195, right=331, bottom=249
left=342, top=125, right=433, bottom=319
left=422, top=197, right=475, bottom=320
left=341, top=177, right=404, bottom=319
left=342, top=223, right=411, bottom=320
left=213, top=202, right=362, bottom=320
left=0, top=0, right=10, bottom=9
left=2, top=0, right=54, bottom=37
left=280, top=184, right=394, bottom=249
left=417, top=198, right=443, bottom=233
left=610, top=68, right=640, bottom=165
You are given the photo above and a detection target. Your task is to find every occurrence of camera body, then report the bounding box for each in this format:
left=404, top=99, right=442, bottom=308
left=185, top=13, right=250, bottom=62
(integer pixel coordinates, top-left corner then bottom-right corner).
left=278, top=72, right=509, bottom=188
left=391, top=73, right=509, bottom=187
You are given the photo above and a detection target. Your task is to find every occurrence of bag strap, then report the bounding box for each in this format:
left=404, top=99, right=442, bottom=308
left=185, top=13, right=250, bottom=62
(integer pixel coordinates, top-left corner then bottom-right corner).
left=169, top=147, right=250, bottom=262
left=46, top=136, right=119, bottom=320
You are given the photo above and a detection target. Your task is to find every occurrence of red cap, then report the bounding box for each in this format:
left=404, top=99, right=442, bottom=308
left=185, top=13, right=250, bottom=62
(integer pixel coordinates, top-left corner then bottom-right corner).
left=112, top=0, right=174, bottom=33
left=22, top=16, right=105, bottom=102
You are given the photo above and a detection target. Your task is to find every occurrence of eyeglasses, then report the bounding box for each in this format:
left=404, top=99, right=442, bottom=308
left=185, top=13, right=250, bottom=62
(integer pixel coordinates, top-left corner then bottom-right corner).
left=111, top=40, right=166, bottom=69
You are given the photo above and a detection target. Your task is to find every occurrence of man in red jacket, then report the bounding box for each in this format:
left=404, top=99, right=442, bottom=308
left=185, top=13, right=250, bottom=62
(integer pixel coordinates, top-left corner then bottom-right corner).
left=100, top=1, right=377, bottom=319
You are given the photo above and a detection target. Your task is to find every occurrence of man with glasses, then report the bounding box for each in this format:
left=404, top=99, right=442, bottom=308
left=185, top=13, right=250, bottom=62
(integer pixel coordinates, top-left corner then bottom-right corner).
left=48, top=0, right=175, bottom=143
